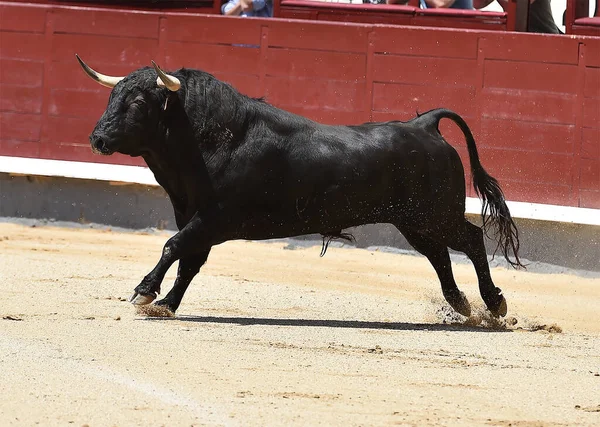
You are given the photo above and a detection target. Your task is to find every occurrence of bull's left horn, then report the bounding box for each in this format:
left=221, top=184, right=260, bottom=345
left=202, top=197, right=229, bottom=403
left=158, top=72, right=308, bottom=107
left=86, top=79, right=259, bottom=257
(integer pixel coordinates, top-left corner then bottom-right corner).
left=75, top=54, right=125, bottom=89
left=151, top=60, right=181, bottom=92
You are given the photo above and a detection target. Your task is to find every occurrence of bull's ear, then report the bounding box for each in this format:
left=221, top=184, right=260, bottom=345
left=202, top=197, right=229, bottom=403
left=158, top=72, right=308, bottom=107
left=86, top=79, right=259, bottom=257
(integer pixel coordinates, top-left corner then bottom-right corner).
left=151, top=60, right=181, bottom=92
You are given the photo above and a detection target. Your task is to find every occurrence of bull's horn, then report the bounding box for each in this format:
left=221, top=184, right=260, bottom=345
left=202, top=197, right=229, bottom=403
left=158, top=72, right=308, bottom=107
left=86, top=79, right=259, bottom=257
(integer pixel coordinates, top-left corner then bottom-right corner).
left=151, top=60, right=181, bottom=92
left=75, top=54, right=124, bottom=89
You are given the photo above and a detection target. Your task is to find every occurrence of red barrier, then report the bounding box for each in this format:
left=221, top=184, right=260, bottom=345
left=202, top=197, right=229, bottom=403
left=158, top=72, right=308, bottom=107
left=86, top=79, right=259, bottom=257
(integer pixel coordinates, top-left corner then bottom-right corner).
left=0, top=2, right=599, bottom=209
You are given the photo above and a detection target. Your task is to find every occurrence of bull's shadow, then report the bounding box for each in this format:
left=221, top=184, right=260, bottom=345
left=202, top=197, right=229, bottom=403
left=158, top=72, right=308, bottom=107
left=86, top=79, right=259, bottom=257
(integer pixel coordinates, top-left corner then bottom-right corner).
left=142, top=315, right=510, bottom=333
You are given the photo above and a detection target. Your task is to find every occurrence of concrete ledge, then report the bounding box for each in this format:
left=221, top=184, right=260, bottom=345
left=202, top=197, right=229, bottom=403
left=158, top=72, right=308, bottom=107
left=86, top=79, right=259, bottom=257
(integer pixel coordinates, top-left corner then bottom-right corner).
left=2, top=155, right=599, bottom=226
left=1, top=171, right=598, bottom=272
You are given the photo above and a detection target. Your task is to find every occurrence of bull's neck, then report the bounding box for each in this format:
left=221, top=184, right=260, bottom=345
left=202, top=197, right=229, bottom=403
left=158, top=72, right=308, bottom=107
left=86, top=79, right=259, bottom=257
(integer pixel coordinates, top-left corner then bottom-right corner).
left=142, top=143, right=206, bottom=220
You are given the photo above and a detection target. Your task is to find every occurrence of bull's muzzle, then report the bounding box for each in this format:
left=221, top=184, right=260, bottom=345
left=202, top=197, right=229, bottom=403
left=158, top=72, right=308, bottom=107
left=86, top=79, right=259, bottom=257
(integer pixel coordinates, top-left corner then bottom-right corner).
left=89, top=133, right=113, bottom=155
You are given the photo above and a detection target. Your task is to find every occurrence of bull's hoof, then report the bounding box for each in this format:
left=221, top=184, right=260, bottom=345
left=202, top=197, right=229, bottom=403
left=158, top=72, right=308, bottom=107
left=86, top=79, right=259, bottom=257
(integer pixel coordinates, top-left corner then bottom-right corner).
left=444, top=290, right=472, bottom=317
left=489, top=295, right=508, bottom=318
left=128, top=292, right=156, bottom=305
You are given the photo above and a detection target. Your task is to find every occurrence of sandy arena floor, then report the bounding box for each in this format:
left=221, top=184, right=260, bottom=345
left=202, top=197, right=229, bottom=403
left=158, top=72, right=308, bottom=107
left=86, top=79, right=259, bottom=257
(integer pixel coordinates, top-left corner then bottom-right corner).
left=0, top=221, right=599, bottom=426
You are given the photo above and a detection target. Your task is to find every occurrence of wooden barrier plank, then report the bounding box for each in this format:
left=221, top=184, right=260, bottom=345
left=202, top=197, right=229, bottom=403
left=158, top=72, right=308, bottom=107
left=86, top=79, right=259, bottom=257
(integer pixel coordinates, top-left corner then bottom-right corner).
left=166, top=15, right=261, bottom=45
left=479, top=34, right=579, bottom=64
left=265, top=77, right=365, bottom=113
left=41, top=116, right=96, bottom=145
left=480, top=148, right=575, bottom=186
left=480, top=118, right=575, bottom=153
left=582, top=98, right=600, bottom=129
left=53, top=8, right=159, bottom=38
left=164, top=42, right=261, bottom=75
left=47, top=89, right=107, bottom=119
left=0, top=140, right=40, bottom=158
left=0, top=112, right=42, bottom=142
left=52, top=33, right=159, bottom=67
left=580, top=158, right=600, bottom=191
left=266, top=48, right=366, bottom=81
left=372, top=54, right=476, bottom=87
left=0, top=3, right=46, bottom=33
left=483, top=60, right=578, bottom=94
left=481, top=89, right=577, bottom=125
left=0, top=32, right=46, bottom=60
left=0, top=85, right=43, bottom=114
left=584, top=66, right=600, bottom=99
left=496, top=180, right=573, bottom=206
left=372, top=83, right=476, bottom=118
left=0, top=59, right=44, bottom=87
left=581, top=128, right=600, bottom=159
left=267, top=20, right=368, bottom=53
left=371, top=27, right=478, bottom=59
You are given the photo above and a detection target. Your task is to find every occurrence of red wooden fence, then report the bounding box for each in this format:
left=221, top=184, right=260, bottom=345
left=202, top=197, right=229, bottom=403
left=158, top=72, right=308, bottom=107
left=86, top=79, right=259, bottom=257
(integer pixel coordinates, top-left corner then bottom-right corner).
left=0, top=2, right=599, bottom=209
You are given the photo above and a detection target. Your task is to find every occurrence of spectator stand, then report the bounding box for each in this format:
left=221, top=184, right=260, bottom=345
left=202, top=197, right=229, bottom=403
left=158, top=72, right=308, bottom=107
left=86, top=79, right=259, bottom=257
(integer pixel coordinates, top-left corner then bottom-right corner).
left=565, top=0, right=600, bottom=35
left=274, top=0, right=531, bottom=32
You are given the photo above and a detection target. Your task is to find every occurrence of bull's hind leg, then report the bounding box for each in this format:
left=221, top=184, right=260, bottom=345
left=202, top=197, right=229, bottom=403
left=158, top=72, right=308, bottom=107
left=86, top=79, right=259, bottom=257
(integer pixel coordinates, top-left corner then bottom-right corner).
left=447, top=220, right=507, bottom=317
left=396, top=227, right=471, bottom=317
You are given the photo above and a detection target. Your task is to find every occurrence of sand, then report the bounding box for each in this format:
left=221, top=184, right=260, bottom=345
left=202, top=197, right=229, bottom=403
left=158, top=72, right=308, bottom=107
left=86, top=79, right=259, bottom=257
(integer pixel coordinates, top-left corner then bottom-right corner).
left=1, top=221, right=599, bottom=426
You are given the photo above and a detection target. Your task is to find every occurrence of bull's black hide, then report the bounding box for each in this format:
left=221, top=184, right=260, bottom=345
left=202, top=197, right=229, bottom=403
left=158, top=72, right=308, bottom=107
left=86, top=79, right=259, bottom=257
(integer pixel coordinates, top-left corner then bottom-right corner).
left=78, top=56, right=522, bottom=318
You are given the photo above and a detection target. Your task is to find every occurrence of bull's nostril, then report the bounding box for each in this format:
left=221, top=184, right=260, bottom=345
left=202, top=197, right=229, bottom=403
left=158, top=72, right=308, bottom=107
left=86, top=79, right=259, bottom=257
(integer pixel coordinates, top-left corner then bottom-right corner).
left=90, top=134, right=110, bottom=154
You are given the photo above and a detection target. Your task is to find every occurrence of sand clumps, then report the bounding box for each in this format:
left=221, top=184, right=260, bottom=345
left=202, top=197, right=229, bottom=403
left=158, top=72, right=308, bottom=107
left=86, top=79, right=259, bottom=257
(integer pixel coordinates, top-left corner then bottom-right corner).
left=135, top=304, right=175, bottom=318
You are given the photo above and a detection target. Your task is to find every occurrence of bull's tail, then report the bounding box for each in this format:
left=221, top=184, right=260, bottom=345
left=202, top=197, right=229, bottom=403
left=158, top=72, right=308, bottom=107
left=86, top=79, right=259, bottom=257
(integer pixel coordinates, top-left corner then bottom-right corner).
left=417, top=108, right=523, bottom=269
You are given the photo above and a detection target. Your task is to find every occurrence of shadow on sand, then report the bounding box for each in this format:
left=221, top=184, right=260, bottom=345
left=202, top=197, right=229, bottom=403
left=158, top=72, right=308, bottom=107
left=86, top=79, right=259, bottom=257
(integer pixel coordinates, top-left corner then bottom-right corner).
left=141, top=314, right=511, bottom=333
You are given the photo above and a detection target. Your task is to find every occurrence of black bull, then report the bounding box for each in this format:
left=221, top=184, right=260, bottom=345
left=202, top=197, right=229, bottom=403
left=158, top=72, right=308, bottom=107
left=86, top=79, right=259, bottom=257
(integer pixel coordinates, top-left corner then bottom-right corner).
left=77, top=56, right=522, bottom=318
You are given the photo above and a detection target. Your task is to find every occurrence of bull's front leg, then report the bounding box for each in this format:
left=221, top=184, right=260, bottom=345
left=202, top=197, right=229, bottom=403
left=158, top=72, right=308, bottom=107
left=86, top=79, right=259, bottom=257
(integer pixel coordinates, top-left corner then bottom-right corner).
left=129, top=216, right=213, bottom=307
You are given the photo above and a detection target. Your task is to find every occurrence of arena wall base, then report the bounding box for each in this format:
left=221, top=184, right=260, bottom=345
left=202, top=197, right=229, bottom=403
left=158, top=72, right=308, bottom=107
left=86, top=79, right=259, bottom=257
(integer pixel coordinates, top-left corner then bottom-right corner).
left=2, top=172, right=598, bottom=274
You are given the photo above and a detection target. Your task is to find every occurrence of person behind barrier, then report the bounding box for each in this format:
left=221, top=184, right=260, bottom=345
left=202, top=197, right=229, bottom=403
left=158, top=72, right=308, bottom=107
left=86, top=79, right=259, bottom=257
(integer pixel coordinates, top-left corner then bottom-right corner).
left=473, top=0, right=562, bottom=33
left=221, top=0, right=273, bottom=17
left=384, top=0, right=473, bottom=9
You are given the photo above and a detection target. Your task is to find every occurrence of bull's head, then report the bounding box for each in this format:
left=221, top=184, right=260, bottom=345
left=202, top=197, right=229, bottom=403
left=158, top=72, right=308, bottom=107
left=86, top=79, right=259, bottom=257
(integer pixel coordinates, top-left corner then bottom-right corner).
left=76, top=55, right=181, bottom=157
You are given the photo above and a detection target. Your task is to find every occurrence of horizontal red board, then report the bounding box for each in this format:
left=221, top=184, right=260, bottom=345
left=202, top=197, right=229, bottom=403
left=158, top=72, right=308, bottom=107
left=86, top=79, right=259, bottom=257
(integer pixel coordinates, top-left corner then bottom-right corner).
left=0, top=4, right=46, bottom=33
left=266, top=48, right=366, bottom=81
left=166, top=15, right=261, bottom=46
left=0, top=139, right=40, bottom=158
left=265, top=77, right=365, bottom=112
left=479, top=34, right=579, bottom=64
left=481, top=89, right=577, bottom=125
left=584, top=39, right=600, bottom=68
left=372, top=54, right=476, bottom=87
left=580, top=190, right=600, bottom=209
left=267, top=20, right=368, bottom=53
left=48, top=89, right=108, bottom=119
left=52, top=34, right=158, bottom=67
left=480, top=118, right=575, bottom=153
left=0, top=59, right=44, bottom=87
left=581, top=128, right=600, bottom=160
left=0, top=32, right=45, bottom=60
left=0, top=112, right=42, bottom=142
left=582, top=98, right=600, bottom=129
left=584, top=66, right=600, bottom=99
left=165, top=42, right=261, bottom=75
left=0, top=85, right=43, bottom=114
left=580, top=158, right=600, bottom=191
left=498, top=180, right=574, bottom=207
left=479, top=147, right=574, bottom=186
left=372, top=27, right=478, bottom=59
left=53, top=8, right=159, bottom=39
left=372, top=83, right=476, bottom=117
left=483, top=60, right=578, bottom=95
left=41, top=116, right=96, bottom=145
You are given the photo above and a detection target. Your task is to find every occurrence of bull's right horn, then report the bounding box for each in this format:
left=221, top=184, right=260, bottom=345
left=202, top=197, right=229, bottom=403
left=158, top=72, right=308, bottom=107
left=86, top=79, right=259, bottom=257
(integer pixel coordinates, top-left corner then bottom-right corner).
left=151, top=60, right=181, bottom=92
left=75, top=54, right=125, bottom=89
